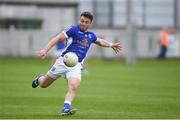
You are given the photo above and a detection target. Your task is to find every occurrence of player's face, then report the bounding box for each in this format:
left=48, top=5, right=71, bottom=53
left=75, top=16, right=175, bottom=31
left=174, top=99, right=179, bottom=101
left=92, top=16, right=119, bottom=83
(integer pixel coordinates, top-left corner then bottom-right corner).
left=79, top=16, right=91, bottom=32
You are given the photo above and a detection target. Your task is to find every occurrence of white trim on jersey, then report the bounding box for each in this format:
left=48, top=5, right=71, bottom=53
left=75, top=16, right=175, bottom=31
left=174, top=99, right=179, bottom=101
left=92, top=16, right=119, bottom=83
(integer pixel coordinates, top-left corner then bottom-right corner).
left=63, top=31, right=68, bottom=38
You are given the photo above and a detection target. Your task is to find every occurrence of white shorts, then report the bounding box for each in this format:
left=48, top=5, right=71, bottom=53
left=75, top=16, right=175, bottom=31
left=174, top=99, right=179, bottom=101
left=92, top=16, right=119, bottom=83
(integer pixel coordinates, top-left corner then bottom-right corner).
left=47, top=57, right=82, bottom=80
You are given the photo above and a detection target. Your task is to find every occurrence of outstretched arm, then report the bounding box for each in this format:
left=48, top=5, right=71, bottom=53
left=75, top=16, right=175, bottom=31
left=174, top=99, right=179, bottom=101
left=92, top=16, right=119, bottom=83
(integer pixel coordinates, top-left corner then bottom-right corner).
left=95, top=38, right=122, bottom=53
left=35, top=32, right=66, bottom=58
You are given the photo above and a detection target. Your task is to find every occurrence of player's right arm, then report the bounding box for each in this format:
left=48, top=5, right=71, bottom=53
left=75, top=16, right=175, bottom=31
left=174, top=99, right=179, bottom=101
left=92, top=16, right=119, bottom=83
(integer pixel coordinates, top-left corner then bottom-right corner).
left=35, top=32, right=66, bottom=58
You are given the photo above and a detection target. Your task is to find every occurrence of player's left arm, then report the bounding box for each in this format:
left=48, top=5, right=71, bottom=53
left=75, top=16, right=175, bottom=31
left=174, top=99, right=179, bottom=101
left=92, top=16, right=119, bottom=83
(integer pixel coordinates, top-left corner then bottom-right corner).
left=95, top=38, right=122, bottom=53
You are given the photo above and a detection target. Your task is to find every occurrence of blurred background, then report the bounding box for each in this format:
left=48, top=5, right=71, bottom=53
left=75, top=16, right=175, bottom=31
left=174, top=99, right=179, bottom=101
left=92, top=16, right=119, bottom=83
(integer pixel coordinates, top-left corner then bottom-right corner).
left=0, top=0, right=180, bottom=62
left=1, top=1, right=180, bottom=119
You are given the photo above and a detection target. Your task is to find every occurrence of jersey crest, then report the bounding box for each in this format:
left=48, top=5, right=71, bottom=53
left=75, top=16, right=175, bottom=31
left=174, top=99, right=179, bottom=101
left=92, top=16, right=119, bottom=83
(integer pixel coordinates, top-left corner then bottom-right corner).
left=78, top=39, right=89, bottom=47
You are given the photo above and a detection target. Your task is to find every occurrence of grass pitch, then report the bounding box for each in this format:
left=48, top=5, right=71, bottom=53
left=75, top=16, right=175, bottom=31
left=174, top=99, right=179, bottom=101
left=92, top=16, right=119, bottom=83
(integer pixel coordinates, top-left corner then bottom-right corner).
left=0, top=58, right=180, bottom=119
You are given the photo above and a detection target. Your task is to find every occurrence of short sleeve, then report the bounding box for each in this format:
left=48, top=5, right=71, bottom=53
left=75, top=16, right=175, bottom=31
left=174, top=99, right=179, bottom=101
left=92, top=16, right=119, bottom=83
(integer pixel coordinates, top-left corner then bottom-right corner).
left=63, top=26, right=77, bottom=38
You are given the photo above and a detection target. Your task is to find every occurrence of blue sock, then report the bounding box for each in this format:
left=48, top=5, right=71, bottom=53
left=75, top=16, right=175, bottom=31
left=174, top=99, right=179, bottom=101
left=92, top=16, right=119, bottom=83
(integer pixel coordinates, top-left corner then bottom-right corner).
left=63, top=103, right=70, bottom=109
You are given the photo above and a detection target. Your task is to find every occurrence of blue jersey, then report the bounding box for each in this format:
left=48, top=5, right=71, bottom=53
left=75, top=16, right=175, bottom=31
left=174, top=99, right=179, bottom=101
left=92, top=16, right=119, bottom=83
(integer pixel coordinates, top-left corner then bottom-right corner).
left=56, top=41, right=66, bottom=50
left=61, top=24, right=97, bottom=62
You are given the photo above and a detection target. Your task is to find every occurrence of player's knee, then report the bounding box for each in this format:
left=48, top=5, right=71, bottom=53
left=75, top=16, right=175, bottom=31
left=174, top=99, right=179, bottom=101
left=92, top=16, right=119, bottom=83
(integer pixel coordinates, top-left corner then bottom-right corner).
left=69, top=83, right=78, bottom=92
left=69, top=84, right=77, bottom=91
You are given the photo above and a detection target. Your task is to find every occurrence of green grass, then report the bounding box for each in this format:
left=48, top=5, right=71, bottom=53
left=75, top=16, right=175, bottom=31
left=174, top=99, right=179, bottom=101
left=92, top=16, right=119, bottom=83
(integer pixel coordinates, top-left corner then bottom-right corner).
left=0, top=58, right=180, bottom=119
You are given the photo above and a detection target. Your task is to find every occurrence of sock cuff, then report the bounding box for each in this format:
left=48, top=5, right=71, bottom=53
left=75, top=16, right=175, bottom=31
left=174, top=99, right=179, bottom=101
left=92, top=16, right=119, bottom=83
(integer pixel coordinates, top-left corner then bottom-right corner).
left=64, top=101, right=71, bottom=105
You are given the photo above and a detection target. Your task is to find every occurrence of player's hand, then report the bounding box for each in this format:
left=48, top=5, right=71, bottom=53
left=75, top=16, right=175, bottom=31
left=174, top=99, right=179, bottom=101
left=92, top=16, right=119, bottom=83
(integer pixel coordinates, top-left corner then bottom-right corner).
left=35, top=49, right=47, bottom=59
left=111, top=42, right=122, bottom=54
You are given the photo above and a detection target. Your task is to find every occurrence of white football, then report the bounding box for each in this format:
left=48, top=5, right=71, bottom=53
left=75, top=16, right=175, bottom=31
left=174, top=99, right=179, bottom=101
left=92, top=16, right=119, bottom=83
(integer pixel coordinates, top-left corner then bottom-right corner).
left=63, top=52, right=78, bottom=67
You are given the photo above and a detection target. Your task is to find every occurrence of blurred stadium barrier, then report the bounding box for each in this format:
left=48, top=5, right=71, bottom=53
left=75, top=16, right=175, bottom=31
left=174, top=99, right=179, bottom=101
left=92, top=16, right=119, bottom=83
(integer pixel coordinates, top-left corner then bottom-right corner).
left=0, top=0, right=180, bottom=58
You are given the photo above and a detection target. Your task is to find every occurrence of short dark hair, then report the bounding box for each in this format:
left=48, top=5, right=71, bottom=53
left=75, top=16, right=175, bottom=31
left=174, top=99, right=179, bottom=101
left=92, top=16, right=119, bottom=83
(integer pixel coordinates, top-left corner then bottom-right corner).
left=80, top=11, right=93, bottom=22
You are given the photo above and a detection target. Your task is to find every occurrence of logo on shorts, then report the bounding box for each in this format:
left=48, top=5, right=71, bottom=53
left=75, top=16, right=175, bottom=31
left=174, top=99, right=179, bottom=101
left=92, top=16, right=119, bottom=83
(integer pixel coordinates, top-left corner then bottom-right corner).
left=51, top=67, right=56, bottom=72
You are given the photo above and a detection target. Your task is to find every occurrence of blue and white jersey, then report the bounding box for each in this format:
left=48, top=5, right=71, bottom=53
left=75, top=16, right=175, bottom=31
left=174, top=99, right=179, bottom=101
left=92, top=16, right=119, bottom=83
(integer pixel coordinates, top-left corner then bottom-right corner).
left=62, top=24, right=97, bottom=62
